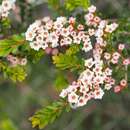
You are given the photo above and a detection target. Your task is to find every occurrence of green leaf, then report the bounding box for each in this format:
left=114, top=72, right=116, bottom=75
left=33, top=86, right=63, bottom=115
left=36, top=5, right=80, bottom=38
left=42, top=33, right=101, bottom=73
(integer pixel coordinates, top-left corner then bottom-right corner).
left=0, top=119, right=18, bottom=130
left=54, top=72, right=68, bottom=91
left=65, top=0, right=90, bottom=11
left=52, top=45, right=84, bottom=71
left=0, top=35, right=26, bottom=57
left=4, top=66, right=27, bottom=82
left=27, top=49, right=45, bottom=63
left=29, top=100, right=69, bottom=129
left=66, top=44, right=81, bottom=55
left=48, top=0, right=60, bottom=9
left=0, top=61, right=26, bottom=82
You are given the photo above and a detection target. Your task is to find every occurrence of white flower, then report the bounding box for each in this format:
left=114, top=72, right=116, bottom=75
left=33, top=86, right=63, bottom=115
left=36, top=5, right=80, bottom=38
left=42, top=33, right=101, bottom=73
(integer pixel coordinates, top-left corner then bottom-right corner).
left=41, top=42, right=48, bottom=50
left=73, top=36, right=81, bottom=44
left=78, top=31, right=85, bottom=39
left=88, top=28, right=95, bottom=36
left=56, top=16, right=67, bottom=24
left=48, top=32, right=59, bottom=48
left=95, top=29, right=104, bottom=37
left=36, top=34, right=44, bottom=42
left=61, top=28, right=70, bottom=37
left=68, top=92, right=79, bottom=103
left=42, top=16, right=51, bottom=23
left=25, top=30, right=36, bottom=41
left=84, top=58, right=94, bottom=68
left=30, top=41, right=41, bottom=51
left=67, top=85, right=77, bottom=93
left=118, top=44, right=125, bottom=50
left=105, top=23, right=118, bottom=33
left=53, top=21, right=63, bottom=30
left=2, top=0, right=12, bottom=11
left=45, top=21, right=53, bottom=30
left=88, top=5, right=96, bottom=13
left=105, top=68, right=112, bottom=76
left=64, top=37, right=72, bottom=45
left=60, top=89, right=68, bottom=98
left=105, top=84, right=112, bottom=90
left=98, top=20, right=107, bottom=29
left=84, top=13, right=94, bottom=21
left=79, top=85, right=89, bottom=93
left=77, top=97, right=88, bottom=107
left=82, top=42, right=92, bottom=52
left=93, top=75, right=104, bottom=85
left=0, top=0, right=16, bottom=18
left=94, top=88, right=104, bottom=99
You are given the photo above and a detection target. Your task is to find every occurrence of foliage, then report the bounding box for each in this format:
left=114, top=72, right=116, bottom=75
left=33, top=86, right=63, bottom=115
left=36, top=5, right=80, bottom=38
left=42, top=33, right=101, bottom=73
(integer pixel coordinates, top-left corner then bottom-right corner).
left=27, top=49, right=45, bottom=63
left=0, top=35, right=26, bottom=57
left=52, top=45, right=84, bottom=71
left=0, top=62, right=26, bottom=82
left=54, top=72, right=68, bottom=92
left=65, top=0, right=90, bottom=11
left=30, top=100, right=70, bottom=129
left=0, top=119, right=18, bottom=130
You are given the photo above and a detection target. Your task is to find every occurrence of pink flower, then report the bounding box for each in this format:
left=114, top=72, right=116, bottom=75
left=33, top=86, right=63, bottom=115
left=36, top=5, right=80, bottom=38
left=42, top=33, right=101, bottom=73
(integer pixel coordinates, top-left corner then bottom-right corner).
left=112, top=52, right=120, bottom=60
left=94, top=16, right=101, bottom=23
left=120, top=79, right=127, bottom=87
left=69, top=17, right=76, bottom=24
left=118, top=44, right=125, bottom=51
left=123, top=59, right=129, bottom=65
left=114, top=86, right=121, bottom=93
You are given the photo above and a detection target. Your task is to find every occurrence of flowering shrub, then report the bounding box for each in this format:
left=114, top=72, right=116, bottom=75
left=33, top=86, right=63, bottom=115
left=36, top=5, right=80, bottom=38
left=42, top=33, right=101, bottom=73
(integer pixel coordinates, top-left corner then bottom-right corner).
left=0, top=0, right=16, bottom=19
left=0, top=0, right=130, bottom=129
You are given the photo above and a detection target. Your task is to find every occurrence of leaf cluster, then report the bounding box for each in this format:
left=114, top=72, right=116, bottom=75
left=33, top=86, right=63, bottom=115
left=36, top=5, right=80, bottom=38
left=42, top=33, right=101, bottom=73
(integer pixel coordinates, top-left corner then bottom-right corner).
left=52, top=45, right=84, bottom=72
left=30, top=100, right=70, bottom=129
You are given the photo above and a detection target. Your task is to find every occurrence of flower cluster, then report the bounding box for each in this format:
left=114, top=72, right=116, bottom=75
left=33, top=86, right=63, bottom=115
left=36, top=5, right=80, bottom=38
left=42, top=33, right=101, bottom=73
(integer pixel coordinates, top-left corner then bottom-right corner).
left=0, top=0, right=16, bottom=19
left=25, top=15, right=93, bottom=52
left=60, top=43, right=130, bottom=108
left=26, top=5, right=129, bottom=108
left=7, top=54, right=27, bottom=66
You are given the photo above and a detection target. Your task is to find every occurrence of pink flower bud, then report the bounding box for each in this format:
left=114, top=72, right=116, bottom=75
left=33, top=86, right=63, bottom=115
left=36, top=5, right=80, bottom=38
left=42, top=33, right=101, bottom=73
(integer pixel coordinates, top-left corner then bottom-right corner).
left=45, top=47, right=52, bottom=54
left=114, top=86, right=121, bottom=93
left=52, top=48, right=59, bottom=55
left=120, top=79, right=127, bottom=87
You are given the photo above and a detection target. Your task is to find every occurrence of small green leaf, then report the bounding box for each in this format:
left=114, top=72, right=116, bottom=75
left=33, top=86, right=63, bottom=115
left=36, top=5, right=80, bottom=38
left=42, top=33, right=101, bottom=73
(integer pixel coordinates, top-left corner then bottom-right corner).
left=0, top=35, right=26, bottom=57
left=0, top=119, right=18, bottom=130
left=4, top=66, right=27, bottom=82
left=29, top=100, right=69, bottom=129
left=54, top=72, right=68, bottom=91
left=65, top=0, right=90, bottom=11
left=52, top=45, right=84, bottom=71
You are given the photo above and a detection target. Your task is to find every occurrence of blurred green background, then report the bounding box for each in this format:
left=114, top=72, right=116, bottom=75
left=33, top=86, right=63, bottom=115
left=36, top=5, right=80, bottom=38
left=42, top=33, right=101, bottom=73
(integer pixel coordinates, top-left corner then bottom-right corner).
left=0, top=0, right=130, bottom=130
